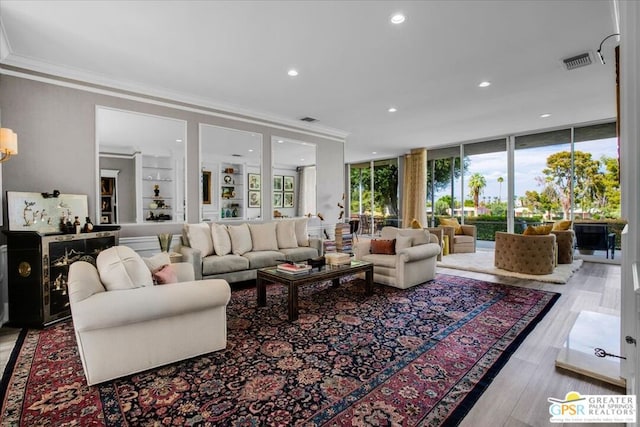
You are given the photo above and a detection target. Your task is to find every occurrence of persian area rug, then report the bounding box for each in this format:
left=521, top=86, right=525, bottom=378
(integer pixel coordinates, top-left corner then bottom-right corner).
left=438, top=250, right=583, bottom=284
left=1, top=274, right=559, bottom=426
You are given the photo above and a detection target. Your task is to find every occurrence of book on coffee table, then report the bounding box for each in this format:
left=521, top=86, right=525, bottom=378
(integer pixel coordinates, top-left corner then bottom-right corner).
left=276, top=263, right=312, bottom=274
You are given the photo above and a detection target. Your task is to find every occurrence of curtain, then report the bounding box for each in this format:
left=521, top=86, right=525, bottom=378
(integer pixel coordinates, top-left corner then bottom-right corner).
left=402, top=148, right=427, bottom=228
left=297, top=166, right=316, bottom=217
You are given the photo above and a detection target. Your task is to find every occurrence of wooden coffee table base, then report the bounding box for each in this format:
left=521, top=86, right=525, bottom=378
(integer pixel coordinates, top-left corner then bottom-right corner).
left=257, top=262, right=374, bottom=321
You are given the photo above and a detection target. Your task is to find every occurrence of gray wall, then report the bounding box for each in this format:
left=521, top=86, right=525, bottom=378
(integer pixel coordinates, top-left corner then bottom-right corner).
left=0, top=74, right=345, bottom=239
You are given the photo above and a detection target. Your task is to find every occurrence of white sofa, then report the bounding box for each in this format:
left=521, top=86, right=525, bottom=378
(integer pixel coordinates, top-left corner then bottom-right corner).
left=68, top=246, right=231, bottom=386
left=354, top=226, right=442, bottom=289
left=180, top=218, right=321, bottom=283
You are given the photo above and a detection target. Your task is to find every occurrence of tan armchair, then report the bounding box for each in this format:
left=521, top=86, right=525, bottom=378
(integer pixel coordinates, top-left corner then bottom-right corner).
left=551, top=229, right=575, bottom=264
left=494, top=231, right=556, bottom=275
left=441, top=224, right=477, bottom=254
left=353, top=227, right=442, bottom=289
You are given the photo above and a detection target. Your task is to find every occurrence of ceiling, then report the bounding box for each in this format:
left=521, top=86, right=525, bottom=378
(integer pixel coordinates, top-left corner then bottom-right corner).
left=0, top=0, right=619, bottom=163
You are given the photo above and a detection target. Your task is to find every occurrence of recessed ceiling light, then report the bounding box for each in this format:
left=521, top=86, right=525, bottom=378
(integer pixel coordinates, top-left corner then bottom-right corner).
left=390, top=13, right=405, bottom=24
left=277, top=140, right=284, bottom=143
left=372, top=151, right=377, bottom=155
left=388, top=107, right=397, bottom=113
left=300, top=158, right=305, bottom=161
left=478, top=81, right=491, bottom=88
left=540, top=113, right=551, bottom=118
left=248, top=149, right=254, bottom=152
left=175, top=139, right=183, bottom=142
left=287, top=69, right=299, bottom=77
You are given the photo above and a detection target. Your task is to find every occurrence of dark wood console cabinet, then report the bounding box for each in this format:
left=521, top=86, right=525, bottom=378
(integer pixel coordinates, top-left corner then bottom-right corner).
left=4, top=230, right=119, bottom=327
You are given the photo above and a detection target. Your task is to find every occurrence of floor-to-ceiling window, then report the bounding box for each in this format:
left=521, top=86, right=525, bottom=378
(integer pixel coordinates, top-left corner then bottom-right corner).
left=422, top=121, right=619, bottom=242
left=426, top=147, right=462, bottom=227
left=514, top=129, right=572, bottom=232
left=349, top=158, right=399, bottom=234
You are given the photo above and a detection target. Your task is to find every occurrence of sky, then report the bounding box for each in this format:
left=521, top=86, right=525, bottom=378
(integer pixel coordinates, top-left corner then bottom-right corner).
left=435, top=138, right=618, bottom=203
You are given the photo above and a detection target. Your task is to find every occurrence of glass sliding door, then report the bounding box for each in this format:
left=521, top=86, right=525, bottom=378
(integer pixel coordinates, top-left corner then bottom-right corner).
left=349, top=158, right=399, bottom=235
left=573, top=122, right=619, bottom=219
left=461, top=138, right=507, bottom=240
left=350, top=162, right=373, bottom=234
left=427, top=147, right=462, bottom=227
left=514, top=129, right=572, bottom=232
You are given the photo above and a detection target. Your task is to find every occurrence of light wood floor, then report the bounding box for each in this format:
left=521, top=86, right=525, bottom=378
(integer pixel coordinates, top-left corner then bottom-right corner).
left=0, top=261, right=624, bottom=426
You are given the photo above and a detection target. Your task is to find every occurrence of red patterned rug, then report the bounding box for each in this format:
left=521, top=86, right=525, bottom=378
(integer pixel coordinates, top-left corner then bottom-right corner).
left=1, top=274, right=558, bottom=426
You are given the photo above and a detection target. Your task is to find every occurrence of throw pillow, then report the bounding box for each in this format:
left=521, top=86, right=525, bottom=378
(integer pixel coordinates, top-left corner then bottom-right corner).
left=523, top=224, right=553, bottom=235
left=227, top=223, right=253, bottom=255
left=97, top=246, right=153, bottom=291
left=552, top=220, right=572, bottom=231
left=153, top=264, right=178, bottom=285
left=185, top=223, right=214, bottom=256
left=276, top=220, right=299, bottom=249
left=439, top=217, right=463, bottom=235
left=249, top=222, right=279, bottom=251
left=370, top=239, right=396, bottom=255
left=143, top=252, right=172, bottom=273
left=294, top=217, right=310, bottom=247
left=410, top=218, right=423, bottom=229
left=396, top=235, right=413, bottom=251
left=211, top=223, right=232, bottom=255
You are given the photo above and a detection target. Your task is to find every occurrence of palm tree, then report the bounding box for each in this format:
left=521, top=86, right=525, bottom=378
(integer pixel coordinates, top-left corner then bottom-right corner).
left=468, top=173, right=487, bottom=215
left=497, top=176, right=504, bottom=202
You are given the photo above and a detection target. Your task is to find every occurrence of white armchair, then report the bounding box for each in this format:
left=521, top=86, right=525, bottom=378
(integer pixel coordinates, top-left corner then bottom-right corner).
left=68, top=246, right=231, bottom=385
left=354, top=226, right=441, bottom=289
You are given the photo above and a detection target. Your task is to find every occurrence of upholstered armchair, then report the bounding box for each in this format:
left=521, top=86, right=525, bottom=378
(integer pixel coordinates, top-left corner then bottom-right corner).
left=353, top=227, right=442, bottom=289
left=441, top=224, right=477, bottom=254
left=494, top=231, right=557, bottom=275
left=551, top=229, right=575, bottom=264
left=425, top=226, right=444, bottom=260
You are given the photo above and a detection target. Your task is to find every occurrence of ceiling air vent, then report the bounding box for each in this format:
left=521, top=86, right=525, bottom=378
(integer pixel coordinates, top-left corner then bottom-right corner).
left=562, top=52, right=592, bottom=70
left=300, top=116, right=317, bottom=123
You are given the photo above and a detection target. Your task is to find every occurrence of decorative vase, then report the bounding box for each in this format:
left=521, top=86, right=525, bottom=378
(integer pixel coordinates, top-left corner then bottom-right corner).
left=158, top=233, right=173, bottom=253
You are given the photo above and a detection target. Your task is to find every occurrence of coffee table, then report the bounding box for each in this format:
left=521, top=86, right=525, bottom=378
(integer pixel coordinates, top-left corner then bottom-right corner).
left=257, top=260, right=374, bottom=321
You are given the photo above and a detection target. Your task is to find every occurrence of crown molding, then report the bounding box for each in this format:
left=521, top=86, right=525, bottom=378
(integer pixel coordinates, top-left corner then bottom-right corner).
left=0, top=54, right=350, bottom=142
left=0, top=18, right=11, bottom=62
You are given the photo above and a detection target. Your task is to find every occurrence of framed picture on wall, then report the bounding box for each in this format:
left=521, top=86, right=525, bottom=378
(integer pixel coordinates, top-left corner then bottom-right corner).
left=249, top=173, right=261, bottom=190
left=284, top=192, right=294, bottom=208
left=273, top=175, right=283, bottom=191
left=283, top=175, right=294, bottom=192
left=202, top=170, right=211, bottom=204
left=273, top=192, right=283, bottom=208
left=249, top=190, right=261, bottom=208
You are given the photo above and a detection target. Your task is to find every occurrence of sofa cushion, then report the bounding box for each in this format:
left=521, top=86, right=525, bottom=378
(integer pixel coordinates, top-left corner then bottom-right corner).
left=185, top=223, right=214, bottom=256
left=153, top=264, right=178, bottom=285
left=249, top=223, right=279, bottom=251
left=523, top=224, right=553, bottom=235
left=399, top=229, right=429, bottom=245
left=439, top=217, right=462, bottom=235
left=143, top=252, right=172, bottom=273
left=370, top=239, right=396, bottom=255
left=279, top=246, right=318, bottom=262
left=360, top=253, right=397, bottom=268
left=244, top=250, right=285, bottom=269
left=294, top=218, right=310, bottom=247
left=202, top=254, right=250, bottom=275
left=211, top=223, right=232, bottom=255
left=228, top=223, right=253, bottom=255
left=396, top=235, right=413, bottom=251
left=276, top=220, right=299, bottom=249
left=453, top=235, right=475, bottom=244
left=97, top=246, right=153, bottom=291
left=552, top=220, right=572, bottom=231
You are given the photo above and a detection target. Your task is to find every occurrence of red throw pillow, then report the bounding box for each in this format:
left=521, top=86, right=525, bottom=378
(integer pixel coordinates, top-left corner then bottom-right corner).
left=153, top=264, right=178, bottom=285
left=370, top=239, right=396, bottom=255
